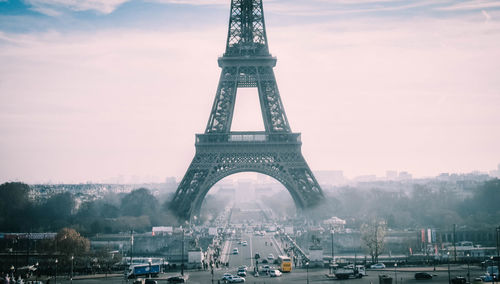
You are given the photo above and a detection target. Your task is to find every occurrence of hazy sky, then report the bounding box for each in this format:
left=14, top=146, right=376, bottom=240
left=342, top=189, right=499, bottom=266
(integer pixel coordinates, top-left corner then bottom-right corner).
left=1, top=0, right=500, bottom=184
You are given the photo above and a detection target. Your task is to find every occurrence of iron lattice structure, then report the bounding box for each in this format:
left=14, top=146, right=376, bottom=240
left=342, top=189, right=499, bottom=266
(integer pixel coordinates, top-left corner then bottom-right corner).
left=171, top=0, right=325, bottom=220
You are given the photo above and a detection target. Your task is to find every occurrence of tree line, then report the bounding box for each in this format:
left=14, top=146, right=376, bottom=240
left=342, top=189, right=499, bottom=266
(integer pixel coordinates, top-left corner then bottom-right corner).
left=0, top=183, right=180, bottom=234
left=1, top=178, right=498, bottom=234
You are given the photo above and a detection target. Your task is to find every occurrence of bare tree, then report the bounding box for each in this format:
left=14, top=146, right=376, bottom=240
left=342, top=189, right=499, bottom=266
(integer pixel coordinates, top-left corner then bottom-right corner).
left=361, top=219, right=387, bottom=263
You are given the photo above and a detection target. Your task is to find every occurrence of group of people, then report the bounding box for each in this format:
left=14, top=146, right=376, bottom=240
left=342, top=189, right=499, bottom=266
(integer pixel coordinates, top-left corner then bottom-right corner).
left=1, top=273, right=24, bottom=284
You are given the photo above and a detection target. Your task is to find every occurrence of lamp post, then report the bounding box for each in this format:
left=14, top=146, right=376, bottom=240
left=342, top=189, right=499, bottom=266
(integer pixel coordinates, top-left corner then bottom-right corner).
left=71, top=255, right=74, bottom=284
left=148, top=258, right=152, bottom=279
left=496, top=226, right=500, bottom=284
left=181, top=228, right=185, bottom=276
left=35, top=262, right=39, bottom=282
left=467, top=254, right=470, bottom=284
left=491, top=256, right=495, bottom=284
left=211, top=263, right=214, bottom=283
left=55, top=258, right=58, bottom=284
left=394, top=262, right=398, bottom=284
left=306, top=262, right=310, bottom=284
left=331, top=228, right=335, bottom=266
left=447, top=252, right=451, bottom=284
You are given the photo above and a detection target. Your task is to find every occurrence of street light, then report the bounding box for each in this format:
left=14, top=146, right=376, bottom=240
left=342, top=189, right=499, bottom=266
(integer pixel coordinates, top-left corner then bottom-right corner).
left=467, top=254, right=470, bottom=284
left=394, top=262, right=398, bottom=284
left=71, top=255, right=74, bottom=283
left=148, top=258, right=152, bottom=279
left=491, top=256, right=495, bottom=284
left=496, top=226, right=500, bottom=284
left=10, top=265, right=15, bottom=279
left=55, top=258, right=58, bottom=284
left=447, top=252, right=451, bottom=284
left=306, top=262, right=310, bottom=284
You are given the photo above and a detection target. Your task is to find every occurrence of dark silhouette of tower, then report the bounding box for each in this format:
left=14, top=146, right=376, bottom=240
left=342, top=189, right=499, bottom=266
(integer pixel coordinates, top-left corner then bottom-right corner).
left=171, top=0, right=324, bottom=220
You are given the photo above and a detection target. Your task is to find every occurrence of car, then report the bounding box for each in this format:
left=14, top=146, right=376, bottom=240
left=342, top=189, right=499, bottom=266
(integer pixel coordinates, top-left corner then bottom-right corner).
left=370, top=263, right=386, bottom=269
left=415, top=272, right=433, bottom=280
left=261, top=265, right=272, bottom=272
left=237, top=269, right=247, bottom=277
left=242, top=241, right=248, bottom=246
left=270, top=270, right=282, bottom=277
left=238, top=265, right=248, bottom=271
left=166, top=276, right=186, bottom=283
left=232, top=248, right=239, bottom=254
left=145, top=280, right=158, bottom=284
left=267, top=253, right=275, bottom=260
left=227, top=275, right=245, bottom=283
left=222, top=273, right=233, bottom=280
left=451, top=277, right=467, bottom=284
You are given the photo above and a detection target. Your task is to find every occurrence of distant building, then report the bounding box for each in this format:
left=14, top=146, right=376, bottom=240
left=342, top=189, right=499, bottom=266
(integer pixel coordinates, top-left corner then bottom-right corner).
left=398, top=171, right=413, bottom=180
left=489, top=163, right=500, bottom=178
left=323, top=216, right=346, bottom=231
left=354, top=175, right=377, bottom=182
left=386, top=170, right=398, bottom=180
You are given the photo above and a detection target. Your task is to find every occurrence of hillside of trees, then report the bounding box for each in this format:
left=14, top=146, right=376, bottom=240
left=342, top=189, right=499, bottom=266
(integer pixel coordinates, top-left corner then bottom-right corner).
left=0, top=178, right=499, bottom=235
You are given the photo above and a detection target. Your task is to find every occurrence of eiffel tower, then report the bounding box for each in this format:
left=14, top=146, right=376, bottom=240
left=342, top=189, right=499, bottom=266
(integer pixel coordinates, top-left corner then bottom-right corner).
left=170, top=0, right=325, bottom=220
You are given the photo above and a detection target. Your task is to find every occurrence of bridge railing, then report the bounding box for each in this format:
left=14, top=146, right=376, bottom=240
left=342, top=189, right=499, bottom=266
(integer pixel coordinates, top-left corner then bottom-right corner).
left=196, top=132, right=301, bottom=145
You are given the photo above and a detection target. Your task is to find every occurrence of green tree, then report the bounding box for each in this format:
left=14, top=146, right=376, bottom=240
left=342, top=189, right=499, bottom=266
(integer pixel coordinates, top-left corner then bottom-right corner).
left=40, top=192, right=75, bottom=230
left=120, top=188, right=159, bottom=218
left=0, top=182, right=35, bottom=231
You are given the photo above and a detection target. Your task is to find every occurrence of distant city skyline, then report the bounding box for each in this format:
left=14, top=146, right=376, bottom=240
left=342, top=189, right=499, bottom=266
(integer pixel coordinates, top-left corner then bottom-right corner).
left=1, top=0, right=500, bottom=184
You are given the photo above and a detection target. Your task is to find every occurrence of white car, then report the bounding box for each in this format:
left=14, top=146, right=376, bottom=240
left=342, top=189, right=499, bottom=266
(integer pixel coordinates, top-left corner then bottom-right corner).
left=270, top=270, right=282, bottom=277
left=232, top=248, right=239, bottom=254
left=370, top=263, right=386, bottom=269
left=242, top=241, right=248, bottom=246
left=222, top=273, right=232, bottom=280
left=227, top=275, right=245, bottom=283
left=267, top=253, right=274, bottom=260
left=261, top=265, right=271, bottom=272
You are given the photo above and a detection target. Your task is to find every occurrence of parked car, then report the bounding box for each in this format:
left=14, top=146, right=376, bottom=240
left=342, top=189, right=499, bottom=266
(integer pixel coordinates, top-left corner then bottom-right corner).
left=415, top=272, right=433, bottom=280
left=370, top=263, right=386, bottom=269
left=270, top=270, right=282, bottom=277
left=166, top=275, right=187, bottom=283
left=227, top=275, right=245, bottom=283
left=451, top=276, right=467, bottom=284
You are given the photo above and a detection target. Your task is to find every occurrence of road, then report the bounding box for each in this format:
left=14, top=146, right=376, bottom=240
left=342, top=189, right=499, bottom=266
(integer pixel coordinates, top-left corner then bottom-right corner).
left=224, top=231, right=283, bottom=271
left=52, top=264, right=486, bottom=283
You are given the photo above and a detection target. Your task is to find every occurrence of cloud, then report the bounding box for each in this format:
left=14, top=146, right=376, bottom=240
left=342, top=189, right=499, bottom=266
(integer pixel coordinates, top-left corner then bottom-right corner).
left=437, top=0, right=500, bottom=11
left=482, top=9, right=492, bottom=20
left=146, top=0, right=227, bottom=5
left=265, top=0, right=448, bottom=16
left=23, top=0, right=130, bottom=15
